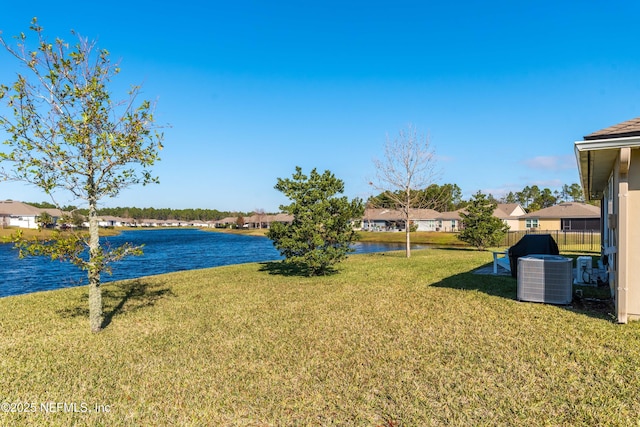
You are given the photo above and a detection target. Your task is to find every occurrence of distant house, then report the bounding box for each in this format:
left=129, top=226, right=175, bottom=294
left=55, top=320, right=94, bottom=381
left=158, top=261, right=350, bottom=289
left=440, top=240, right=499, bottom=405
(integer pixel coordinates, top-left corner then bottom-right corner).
left=410, top=209, right=442, bottom=231
left=96, top=216, right=134, bottom=227
left=79, top=215, right=135, bottom=228
left=214, top=216, right=243, bottom=228
left=362, top=208, right=440, bottom=232
left=190, top=220, right=210, bottom=228
left=213, top=213, right=293, bottom=229
left=243, top=214, right=267, bottom=229
left=494, top=203, right=527, bottom=231
left=575, top=116, right=640, bottom=323
left=362, top=209, right=398, bottom=231
left=437, top=209, right=464, bottom=232
left=519, top=202, right=600, bottom=231
left=266, top=213, right=294, bottom=228
left=0, top=200, right=64, bottom=229
left=242, top=213, right=294, bottom=229
left=138, top=218, right=166, bottom=227
left=436, top=203, right=526, bottom=232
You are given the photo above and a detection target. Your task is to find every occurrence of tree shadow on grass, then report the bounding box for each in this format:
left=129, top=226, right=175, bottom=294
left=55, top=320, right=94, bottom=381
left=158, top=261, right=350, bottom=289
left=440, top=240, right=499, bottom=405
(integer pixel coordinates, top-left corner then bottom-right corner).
left=431, top=261, right=615, bottom=321
left=431, top=263, right=518, bottom=299
left=258, top=260, right=339, bottom=277
left=57, top=279, right=175, bottom=329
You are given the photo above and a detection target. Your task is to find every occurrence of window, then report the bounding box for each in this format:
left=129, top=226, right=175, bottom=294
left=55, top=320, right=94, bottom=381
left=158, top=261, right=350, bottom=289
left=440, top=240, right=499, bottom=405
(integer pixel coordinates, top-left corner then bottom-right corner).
left=525, top=218, right=538, bottom=229
left=561, top=218, right=600, bottom=231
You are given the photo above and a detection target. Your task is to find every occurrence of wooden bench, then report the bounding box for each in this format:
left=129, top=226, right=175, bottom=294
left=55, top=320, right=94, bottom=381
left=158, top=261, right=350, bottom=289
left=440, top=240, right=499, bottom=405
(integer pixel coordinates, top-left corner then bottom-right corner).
left=493, top=250, right=511, bottom=274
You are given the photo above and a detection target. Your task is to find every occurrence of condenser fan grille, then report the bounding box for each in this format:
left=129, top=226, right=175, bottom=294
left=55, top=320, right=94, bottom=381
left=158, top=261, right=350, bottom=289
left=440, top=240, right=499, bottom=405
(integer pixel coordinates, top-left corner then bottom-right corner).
left=517, top=255, right=573, bottom=305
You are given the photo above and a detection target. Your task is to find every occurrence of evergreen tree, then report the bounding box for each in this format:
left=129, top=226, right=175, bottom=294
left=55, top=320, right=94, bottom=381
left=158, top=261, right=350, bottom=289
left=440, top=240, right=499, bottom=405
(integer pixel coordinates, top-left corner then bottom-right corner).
left=267, top=166, right=364, bottom=276
left=457, top=191, right=509, bottom=250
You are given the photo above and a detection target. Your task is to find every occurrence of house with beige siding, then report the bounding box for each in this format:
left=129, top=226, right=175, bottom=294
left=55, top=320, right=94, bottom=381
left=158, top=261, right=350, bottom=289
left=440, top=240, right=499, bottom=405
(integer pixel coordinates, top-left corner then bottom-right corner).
left=494, top=203, right=527, bottom=231
left=214, top=216, right=241, bottom=228
left=266, top=213, right=294, bottom=228
left=519, top=202, right=600, bottom=232
left=436, top=203, right=526, bottom=232
left=437, top=209, right=464, bottom=231
left=575, top=116, right=640, bottom=323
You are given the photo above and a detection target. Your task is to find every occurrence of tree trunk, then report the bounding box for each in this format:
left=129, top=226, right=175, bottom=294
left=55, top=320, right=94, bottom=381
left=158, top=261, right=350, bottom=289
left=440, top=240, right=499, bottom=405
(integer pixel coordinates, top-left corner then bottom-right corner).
left=405, top=223, right=411, bottom=258
left=404, top=190, right=411, bottom=258
left=88, top=272, right=102, bottom=333
left=88, top=197, right=103, bottom=333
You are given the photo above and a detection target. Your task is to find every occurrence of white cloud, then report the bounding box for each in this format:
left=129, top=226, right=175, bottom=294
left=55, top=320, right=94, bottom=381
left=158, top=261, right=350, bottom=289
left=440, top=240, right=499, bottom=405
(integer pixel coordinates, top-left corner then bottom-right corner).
left=522, top=155, right=576, bottom=171
left=530, top=178, right=564, bottom=188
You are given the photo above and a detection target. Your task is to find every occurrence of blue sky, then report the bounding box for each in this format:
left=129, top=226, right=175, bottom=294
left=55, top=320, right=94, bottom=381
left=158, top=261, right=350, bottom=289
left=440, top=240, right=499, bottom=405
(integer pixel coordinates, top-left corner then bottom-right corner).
left=1, top=1, right=640, bottom=212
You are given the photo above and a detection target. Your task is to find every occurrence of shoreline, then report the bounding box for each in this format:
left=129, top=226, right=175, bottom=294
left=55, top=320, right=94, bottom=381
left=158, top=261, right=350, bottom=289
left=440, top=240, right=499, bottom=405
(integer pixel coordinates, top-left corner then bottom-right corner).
left=209, top=227, right=468, bottom=246
left=1, top=226, right=468, bottom=247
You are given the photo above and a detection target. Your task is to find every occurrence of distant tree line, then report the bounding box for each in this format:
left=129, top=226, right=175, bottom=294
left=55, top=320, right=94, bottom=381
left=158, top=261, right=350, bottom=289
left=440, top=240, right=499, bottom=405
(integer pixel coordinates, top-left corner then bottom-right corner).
left=367, top=183, right=465, bottom=212
left=91, top=207, right=250, bottom=221
left=498, top=183, right=585, bottom=212
left=368, top=182, right=590, bottom=213
left=26, top=202, right=250, bottom=222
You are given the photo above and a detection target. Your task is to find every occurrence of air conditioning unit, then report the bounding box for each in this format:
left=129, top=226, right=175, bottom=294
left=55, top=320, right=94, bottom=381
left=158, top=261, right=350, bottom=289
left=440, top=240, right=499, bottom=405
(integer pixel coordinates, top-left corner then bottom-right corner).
left=575, top=256, right=594, bottom=285
left=517, top=255, right=573, bottom=305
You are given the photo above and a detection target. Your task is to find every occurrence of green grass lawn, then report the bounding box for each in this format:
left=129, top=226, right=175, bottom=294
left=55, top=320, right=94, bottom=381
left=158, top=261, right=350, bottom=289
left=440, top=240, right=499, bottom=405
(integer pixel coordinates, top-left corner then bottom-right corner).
left=0, top=248, right=635, bottom=426
left=356, top=231, right=466, bottom=246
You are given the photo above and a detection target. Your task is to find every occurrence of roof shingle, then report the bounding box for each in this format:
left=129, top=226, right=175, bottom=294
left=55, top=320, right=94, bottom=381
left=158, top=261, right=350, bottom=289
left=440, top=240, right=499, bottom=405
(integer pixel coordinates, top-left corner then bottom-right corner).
left=584, top=116, right=640, bottom=140
left=522, top=202, right=600, bottom=218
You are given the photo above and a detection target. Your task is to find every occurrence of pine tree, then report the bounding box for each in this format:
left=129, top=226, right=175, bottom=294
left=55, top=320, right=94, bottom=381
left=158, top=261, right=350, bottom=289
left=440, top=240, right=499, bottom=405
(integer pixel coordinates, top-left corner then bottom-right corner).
left=457, top=191, right=509, bottom=250
left=267, top=167, right=364, bottom=276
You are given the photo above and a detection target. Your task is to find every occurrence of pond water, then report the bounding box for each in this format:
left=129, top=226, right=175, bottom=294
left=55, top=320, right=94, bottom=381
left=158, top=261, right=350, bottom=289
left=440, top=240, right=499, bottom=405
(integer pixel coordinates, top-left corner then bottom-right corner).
left=0, top=228, right=427, bottom=298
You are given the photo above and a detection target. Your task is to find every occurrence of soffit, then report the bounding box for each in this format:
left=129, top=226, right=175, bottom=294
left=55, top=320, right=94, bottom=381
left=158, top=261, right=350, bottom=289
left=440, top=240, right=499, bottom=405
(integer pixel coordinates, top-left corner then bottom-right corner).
left=575, top=136, right=640, bottom=199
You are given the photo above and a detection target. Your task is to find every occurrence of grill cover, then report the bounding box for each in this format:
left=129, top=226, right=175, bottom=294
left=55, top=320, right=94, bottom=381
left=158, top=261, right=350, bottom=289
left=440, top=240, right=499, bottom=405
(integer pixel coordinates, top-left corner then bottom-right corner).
left=508, top=234, right=560, bottom=278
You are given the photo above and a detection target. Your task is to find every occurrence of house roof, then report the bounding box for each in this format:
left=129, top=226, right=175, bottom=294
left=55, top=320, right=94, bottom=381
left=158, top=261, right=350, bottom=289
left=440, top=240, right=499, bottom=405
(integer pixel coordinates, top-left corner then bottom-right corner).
left=0, top=200, right=43, bottom=216
left=41, top=208, right=65, bottom=217
left=270, top=213, right=293, bottom=222
left=437, top=209, right=464, bottom=220
left=0, top=200, right=63, bottom=217
left=97, top=215, right=132, bottom=223
left=575, top=116, right=640, bottom=199
left=494, top=203, right=525, bottom=218
left=216, top=216, right=241, bottom=224
left=436, top=204, right=524, bottom=221
left=522, top=202, right=600, bottom=219
left=363, top=208, right=440, bottom=221
left=584, top=116, right=640, bottom=140
left=139, top=218, right=168, bottom=225
left=364, top=208, right=399, bottom=220
left=408, top=208, right=441, bottom=219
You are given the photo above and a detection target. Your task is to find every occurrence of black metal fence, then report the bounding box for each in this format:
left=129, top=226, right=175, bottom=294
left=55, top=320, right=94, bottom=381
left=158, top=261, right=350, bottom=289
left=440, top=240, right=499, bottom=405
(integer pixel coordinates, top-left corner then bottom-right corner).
left=500, top=229, right=601, bottom=253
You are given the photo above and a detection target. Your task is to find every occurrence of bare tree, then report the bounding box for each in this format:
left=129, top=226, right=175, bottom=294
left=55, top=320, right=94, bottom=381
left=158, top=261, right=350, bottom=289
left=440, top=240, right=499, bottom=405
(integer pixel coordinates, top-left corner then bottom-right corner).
left=370, top=124, right=440, bottom=258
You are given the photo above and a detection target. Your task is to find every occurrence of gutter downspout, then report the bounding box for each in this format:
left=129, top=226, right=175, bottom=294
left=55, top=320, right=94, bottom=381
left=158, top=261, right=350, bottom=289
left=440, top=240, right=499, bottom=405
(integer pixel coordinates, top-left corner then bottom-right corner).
left=617, top=147, right=631, bottom=323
